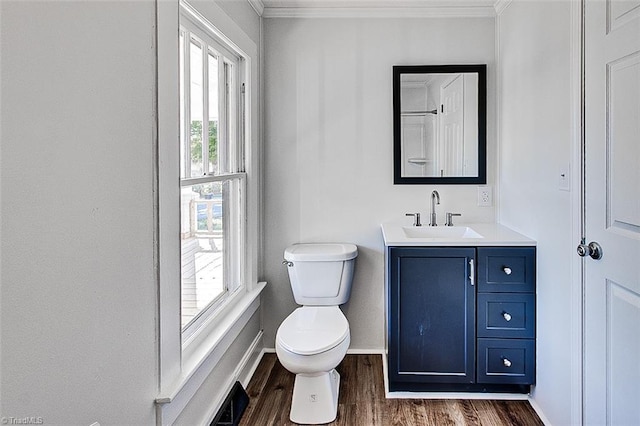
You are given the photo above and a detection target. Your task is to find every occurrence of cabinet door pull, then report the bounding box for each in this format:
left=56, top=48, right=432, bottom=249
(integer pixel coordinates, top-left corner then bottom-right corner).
left=469, top=259, right=475, bottom=286
left=503, top=266, right=512, bottom=275
left=502, top=311, right=512, bottom=321
left=502, top=357, right=512, bottom=367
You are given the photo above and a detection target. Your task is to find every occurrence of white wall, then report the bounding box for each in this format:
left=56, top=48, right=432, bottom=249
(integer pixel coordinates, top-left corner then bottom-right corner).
left=263, top=17, right=496, bottom=349
left=1, top=1, right=157, bottom=423
left=498, top=1, right=579, bottom=424
left=217, top=0, right=261, bottom=45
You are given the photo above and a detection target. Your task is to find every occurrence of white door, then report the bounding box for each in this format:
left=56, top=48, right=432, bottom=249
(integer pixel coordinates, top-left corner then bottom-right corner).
left=583, top=0, right=640, bottom=424
left=440, top=75, right=464, bottom=176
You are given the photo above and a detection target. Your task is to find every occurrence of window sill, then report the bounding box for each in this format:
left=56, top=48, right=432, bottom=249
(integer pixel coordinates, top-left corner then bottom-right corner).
left=155, top=281, right=266, bottom=422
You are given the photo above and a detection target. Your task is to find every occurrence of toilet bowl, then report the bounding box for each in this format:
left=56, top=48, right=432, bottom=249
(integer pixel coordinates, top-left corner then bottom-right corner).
left=277, top=243, right=357, bottom=424
left=276, top=306, right=350, bottom=373
left=276, top=306, right=350, bottom=424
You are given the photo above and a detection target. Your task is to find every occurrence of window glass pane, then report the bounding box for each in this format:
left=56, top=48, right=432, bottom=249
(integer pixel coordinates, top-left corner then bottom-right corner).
left=208, top=52, right=219, bottom=175
left=189, top=40, right=204, bottom=177
left=181, top=181, right=225, bottom=328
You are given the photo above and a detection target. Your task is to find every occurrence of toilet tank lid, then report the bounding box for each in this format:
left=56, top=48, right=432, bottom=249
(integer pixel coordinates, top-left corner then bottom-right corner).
left=284, top=243, right=358, bottom=262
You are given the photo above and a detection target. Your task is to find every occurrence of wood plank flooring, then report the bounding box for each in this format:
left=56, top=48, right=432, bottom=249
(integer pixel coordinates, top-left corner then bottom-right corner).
left=240, top=354, right=544, bottom=426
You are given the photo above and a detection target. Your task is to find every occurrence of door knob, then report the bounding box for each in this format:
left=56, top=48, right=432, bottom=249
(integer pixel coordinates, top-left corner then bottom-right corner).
left=576, top=241, right=603, bottom=260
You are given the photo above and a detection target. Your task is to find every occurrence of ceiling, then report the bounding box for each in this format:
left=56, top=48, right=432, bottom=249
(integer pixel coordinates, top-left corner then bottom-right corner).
left=253, top=0, right=503, bottom=17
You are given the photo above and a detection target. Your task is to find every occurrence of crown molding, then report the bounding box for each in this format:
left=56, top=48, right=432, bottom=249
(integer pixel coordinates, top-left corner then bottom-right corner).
left=493, top=0, right=512, bottom=16
left=262, top=5, right=496, bottom=18
left=248, top=0, right=265, bottom=16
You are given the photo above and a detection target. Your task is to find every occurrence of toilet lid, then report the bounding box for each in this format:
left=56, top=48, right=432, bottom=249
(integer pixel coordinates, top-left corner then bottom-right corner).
left=277, top=306, right=349, bottom=355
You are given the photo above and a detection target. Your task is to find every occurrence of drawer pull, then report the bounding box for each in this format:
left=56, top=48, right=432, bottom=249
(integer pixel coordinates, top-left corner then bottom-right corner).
left=503, top=266, right=512, bottom=275
left=502, top=311, right=512, bottom=322
left=502, top=357, right=512, bottom=368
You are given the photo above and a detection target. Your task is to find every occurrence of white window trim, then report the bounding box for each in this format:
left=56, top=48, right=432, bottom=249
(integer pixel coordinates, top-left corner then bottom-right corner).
left=179, top=16, right=246, bottom=336
left=155, top=1, right=262, bottom=424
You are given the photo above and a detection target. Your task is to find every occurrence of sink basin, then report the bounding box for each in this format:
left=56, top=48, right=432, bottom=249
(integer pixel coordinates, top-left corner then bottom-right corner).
left=402, top=226, right=484, bottom=239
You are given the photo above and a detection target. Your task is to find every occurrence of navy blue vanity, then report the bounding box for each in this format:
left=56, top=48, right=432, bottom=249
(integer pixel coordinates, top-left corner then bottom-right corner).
left=382, top=222, right=536, bottom=394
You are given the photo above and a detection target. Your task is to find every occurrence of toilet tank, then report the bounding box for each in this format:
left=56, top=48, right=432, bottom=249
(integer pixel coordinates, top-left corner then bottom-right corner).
left=284, top=243, right=358, bottom=305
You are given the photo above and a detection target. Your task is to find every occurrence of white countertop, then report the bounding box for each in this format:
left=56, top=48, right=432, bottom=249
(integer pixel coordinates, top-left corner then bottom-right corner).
left=381, top=221, right=536, bottom=247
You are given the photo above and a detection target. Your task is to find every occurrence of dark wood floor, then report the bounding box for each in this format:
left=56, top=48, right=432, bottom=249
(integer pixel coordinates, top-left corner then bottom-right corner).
left=240, top=353, right=544, bottom=426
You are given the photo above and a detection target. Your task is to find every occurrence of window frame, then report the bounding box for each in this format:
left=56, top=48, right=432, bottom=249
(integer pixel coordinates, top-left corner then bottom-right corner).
left=178, top=5, right=248, bottom=341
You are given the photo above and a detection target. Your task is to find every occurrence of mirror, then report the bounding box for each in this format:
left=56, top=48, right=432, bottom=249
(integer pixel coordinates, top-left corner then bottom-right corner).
left=393, top=64, right=486, bottom=184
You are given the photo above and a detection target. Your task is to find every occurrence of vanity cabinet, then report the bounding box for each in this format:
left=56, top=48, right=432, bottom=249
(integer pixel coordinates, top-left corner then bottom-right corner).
left=387, top=245, right=536, bottom=393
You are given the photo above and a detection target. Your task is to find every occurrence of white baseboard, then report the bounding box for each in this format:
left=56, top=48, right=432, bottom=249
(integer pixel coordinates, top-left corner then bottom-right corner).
left=528, top=397, right=552, bottom=425
left=202, top=331, right=264, bottom=425
left=346, top=348, right=385, bottom=355
left=236, top=331, right=265, bottom=387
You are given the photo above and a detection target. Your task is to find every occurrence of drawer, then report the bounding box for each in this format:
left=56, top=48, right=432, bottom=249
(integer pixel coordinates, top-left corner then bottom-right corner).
left=477, top=293, right=535, bottom=338
left=477, top=247, right=535, bottom=293
left=477, top=338, right=535, bottom=385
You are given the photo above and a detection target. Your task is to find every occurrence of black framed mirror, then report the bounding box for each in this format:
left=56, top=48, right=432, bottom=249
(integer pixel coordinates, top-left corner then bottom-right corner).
left=393, top=64, right=487, bottom=184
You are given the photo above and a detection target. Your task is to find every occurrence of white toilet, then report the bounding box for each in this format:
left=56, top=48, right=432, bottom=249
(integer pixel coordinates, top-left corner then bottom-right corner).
left=276, top=243, right=358, bottom=424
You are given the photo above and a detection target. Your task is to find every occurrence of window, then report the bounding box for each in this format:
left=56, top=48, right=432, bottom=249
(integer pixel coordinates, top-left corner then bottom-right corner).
left=179, top=17, right=245, bottom=333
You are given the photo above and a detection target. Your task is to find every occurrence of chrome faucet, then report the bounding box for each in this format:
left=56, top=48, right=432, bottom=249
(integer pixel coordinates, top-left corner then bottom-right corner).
left=429, top=190, right=440, bottom=226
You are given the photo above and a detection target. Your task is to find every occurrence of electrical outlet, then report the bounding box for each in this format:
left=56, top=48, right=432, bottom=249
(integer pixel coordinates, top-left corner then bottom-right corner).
left=478, top=186, right=492, bottom=207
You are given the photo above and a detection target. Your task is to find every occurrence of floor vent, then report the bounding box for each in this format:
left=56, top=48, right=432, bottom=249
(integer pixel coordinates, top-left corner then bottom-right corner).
left=210, top=381, right=250, bottom=426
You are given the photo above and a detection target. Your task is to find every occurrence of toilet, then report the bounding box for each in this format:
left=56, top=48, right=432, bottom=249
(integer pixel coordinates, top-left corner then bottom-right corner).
left=276, top=243, right=358, bottom=424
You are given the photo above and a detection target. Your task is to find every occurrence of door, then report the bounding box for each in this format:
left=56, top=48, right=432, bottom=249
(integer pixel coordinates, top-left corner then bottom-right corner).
left=440, top=75, right=464, bottom=176
left=388, top=247, right=475, bottom=387
left=583, top=0, right=640, bottom=424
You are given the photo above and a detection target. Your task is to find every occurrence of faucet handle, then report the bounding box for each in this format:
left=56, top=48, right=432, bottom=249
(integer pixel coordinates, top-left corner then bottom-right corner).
left=445, top=212, right=462, bottom=226
left=405, top=212, right=422, bottom=227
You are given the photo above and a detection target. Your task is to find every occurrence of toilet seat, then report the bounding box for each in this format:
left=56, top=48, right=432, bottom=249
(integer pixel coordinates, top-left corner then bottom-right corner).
left=277, top=306, right=349, bottom=355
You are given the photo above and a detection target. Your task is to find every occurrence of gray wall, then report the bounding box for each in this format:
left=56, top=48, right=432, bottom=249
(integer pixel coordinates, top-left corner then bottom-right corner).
left=1, top=1, right=157, bottom=423
left=498, top=1, right=578, bottom=424
left=262, top=17, right=496, bottom=349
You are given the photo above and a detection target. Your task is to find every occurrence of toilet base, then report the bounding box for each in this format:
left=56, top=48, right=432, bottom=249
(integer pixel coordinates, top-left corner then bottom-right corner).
left=290, top=369, right=340, bottom=424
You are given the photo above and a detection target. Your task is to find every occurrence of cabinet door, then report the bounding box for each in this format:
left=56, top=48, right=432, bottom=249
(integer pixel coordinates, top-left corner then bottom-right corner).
left=389, top=247, right=476, bottom=384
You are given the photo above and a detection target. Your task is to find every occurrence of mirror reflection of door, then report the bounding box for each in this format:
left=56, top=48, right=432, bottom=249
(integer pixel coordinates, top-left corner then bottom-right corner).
left=440, top=74, right=464, bottom=176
